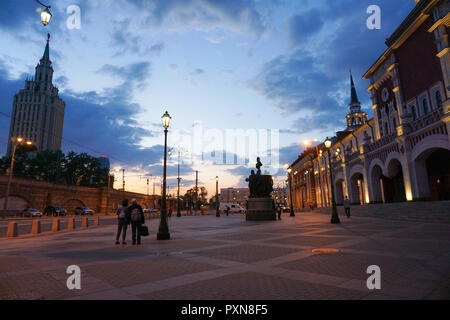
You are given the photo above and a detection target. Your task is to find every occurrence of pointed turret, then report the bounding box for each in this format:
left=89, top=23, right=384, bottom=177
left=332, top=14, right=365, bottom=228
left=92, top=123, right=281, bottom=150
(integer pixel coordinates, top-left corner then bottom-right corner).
left=35, top=33, right=54, bottom=90
left=42, top=33, right=50, bottom=61
left=345, top=70, right=367, bottom=131
left=350, top=71, right=360, bottom=105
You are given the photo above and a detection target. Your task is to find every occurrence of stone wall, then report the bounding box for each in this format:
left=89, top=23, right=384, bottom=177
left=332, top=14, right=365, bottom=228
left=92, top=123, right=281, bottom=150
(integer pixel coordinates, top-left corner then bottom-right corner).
left=0, top=175, right=161, bottom=216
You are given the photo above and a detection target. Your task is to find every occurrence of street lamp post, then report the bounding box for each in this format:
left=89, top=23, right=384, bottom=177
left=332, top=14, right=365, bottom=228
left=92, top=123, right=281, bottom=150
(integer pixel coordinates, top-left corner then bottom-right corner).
left=157, top=111, right=171, bottom=240
left=216, top=176, right=220, bottom=217
left=176, top=150, right=182, bottom=217
left=3, top=138, right=33, bottom=217
left=324, top=137, right=340, bottom=224
left=287, top=168, right=295, bottom=217
left=36, top=0, right=52, bottom=26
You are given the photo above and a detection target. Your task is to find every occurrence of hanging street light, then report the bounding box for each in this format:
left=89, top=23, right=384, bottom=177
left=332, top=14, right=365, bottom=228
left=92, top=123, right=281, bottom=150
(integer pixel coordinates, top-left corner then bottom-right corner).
left=36, top=0, right=52, bottom=26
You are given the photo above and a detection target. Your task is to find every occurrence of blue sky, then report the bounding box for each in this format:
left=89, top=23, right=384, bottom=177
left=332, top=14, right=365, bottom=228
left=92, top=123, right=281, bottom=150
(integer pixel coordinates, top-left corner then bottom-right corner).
left=0, top=0, right=416, bottom=196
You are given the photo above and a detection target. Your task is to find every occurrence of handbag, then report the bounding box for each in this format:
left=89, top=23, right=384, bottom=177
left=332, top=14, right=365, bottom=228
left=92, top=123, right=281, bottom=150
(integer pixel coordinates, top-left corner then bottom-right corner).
left=138, top=225, right=149, bottom=237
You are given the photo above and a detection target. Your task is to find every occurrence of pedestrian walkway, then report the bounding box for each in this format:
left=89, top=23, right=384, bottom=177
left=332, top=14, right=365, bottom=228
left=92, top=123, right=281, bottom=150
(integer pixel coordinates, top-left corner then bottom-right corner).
left=0, top=212, right=448, bottom=300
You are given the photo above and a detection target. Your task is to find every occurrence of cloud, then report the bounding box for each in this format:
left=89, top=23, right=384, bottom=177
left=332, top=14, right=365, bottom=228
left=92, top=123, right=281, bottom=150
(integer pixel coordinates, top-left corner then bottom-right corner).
left=288, top=9, right=324, bottom=46
left=97, top=61, right=151, bottom=89
left=189, top=68, right=205, bottom=76
left=0, top=1, right=40, bottom=30
left=126, top=0, right=267, bottom=35
left=146, top=163, right=196, bottom=178
left=249, top=0, right=416, bottom=138
left=149, top=42, right=165, bottom=55
left=0, top=58, right=161, bottom=169
left=226, top=166, right=252, bottom=177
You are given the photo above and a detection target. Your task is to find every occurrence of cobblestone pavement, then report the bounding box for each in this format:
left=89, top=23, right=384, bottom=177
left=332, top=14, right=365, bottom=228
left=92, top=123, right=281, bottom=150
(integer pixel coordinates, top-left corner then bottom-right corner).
left=0, top=212, right=448, bottom=300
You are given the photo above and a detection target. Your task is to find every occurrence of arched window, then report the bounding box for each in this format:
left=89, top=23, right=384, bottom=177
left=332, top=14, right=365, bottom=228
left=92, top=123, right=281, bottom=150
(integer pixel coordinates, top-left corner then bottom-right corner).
left=411, top=105, right=417, bottom=120
left=423, top=98, right=429, bottom=115
left=436, top=91, right=443, bottom=109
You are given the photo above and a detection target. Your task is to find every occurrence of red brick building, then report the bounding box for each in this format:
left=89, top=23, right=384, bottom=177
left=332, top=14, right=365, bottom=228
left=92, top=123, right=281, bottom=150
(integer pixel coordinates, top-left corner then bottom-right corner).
left=288, top=0, right=450, bottom=211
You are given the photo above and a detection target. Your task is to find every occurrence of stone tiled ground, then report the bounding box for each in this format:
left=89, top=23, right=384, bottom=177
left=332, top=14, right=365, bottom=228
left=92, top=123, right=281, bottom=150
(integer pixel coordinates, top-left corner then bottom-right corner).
left=0, top=210, right=449, bottom=300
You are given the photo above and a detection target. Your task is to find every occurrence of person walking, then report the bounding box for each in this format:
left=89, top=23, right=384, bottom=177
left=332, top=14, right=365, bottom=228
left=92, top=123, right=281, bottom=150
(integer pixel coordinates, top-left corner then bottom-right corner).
left=168, top=206, right=172, bottom=219
left=344, top=196, right=351, bottom=218
left=127, top=198, right=145, bottom=245
left=226, top=205, right=230, bottom=216
left=276, top=205, right=282, bottom=220
left=116, top=199, right=129, bottom=245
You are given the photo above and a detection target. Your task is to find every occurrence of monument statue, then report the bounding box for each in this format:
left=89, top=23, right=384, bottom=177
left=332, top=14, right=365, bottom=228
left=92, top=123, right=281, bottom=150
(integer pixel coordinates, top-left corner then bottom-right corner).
left=246, top=159, right=273, bottom=198
left=245, top=158, right=276, bottom=221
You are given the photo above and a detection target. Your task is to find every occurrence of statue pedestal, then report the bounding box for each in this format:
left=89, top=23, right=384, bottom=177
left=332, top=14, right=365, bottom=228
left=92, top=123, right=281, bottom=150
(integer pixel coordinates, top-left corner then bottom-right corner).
left=246, top=198, right=276, bottom=221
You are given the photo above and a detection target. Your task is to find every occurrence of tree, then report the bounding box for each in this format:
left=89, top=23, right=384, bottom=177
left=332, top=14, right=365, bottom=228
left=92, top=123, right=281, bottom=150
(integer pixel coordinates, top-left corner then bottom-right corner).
left=0, top=150, right=109, bottom=188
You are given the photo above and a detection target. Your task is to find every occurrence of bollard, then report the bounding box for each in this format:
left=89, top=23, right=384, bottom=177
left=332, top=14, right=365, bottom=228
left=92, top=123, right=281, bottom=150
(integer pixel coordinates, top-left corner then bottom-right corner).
left=94, top=216, right=99, bottom=227
left=52, top=218, right=60, bottom=232
left=81, top=217, right=88, bottom=228
left=31, top=220, right=41, bottom=234
left=7, top=222, right=18, bottom=238
left=68, top=218, right=76, bottom=230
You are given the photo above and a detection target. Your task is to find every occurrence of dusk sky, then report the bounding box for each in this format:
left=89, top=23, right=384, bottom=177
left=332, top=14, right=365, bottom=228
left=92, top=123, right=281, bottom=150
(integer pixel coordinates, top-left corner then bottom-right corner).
left=0, top=0, right=416, bottom=196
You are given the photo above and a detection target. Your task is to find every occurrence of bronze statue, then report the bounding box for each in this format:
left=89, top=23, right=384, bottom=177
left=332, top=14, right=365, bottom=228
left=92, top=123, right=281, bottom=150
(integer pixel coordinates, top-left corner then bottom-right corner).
left=246, top=158, right=273, bottom=198
left=246, top=170, right=257, bottom=197
left=256, top=157, right=262, bottom=175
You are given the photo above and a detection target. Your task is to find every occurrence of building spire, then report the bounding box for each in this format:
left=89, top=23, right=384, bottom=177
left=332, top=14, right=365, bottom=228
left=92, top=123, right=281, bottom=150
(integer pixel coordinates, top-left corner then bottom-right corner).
left=350, top=70, right=359, bottom=105
left=42, top=33, right=50, bottom=61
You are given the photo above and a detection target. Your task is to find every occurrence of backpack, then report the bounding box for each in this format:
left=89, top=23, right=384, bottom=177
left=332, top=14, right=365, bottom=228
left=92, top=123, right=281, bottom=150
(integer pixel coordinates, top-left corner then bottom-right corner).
left=131, top=207, right=141, bottom=222
left=118, top=206, right=127, bottom=219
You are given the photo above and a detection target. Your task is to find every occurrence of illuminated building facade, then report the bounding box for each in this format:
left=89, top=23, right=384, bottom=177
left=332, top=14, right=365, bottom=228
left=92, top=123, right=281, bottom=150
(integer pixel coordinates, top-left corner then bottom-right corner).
left=288, top=0, right=450, bottom=210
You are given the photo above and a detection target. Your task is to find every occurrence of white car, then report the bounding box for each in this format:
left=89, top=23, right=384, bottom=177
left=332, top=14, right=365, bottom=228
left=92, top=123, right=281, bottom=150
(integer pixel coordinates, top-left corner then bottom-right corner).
left=220, top=203, right=245, bottom=213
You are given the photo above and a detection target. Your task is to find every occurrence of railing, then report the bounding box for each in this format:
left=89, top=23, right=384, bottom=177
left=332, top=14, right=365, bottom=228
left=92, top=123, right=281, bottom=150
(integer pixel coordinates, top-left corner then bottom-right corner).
left=344, top=151, right=360, bottom=163
left=366, top=133, right=397, bottom=153
left=409, top=107, right=444, bottom=133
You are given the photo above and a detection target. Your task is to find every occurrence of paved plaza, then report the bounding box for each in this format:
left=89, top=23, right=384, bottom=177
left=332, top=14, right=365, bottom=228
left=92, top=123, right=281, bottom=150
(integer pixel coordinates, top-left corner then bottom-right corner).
left=0, top=211, right=449, bottom=300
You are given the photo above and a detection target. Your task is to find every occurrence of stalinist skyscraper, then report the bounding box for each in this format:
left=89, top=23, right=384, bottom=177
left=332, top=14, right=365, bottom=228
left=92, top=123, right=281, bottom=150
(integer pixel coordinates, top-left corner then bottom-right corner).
left=7, top=33, right=65, bottom=156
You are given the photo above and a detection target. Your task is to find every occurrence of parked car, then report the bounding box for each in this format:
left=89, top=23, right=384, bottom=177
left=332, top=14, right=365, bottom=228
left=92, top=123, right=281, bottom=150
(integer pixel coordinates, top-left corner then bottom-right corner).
left=75, top=207, right=95, bottom=215
left=144, top=208, right=157, bottom=213
left=281, top=206, right=291, bottom=213
left=23, top=208, right=43, bottom=218
left=44, top=206, right=66, bottom=217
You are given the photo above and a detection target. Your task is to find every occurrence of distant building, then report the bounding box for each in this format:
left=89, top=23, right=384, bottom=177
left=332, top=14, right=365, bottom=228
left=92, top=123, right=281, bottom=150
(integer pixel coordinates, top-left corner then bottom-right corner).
left=288, top=0, right=450, bottom=211
left=220, top=188, right=249, bottom=206
left=272, top=187, right=288, bottom=206
left=98, top=156, right=110, bottom=171
left=7, top=34, right=65, bottom=156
